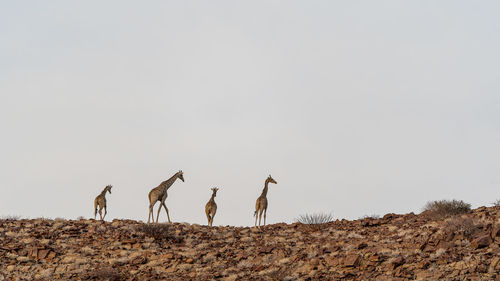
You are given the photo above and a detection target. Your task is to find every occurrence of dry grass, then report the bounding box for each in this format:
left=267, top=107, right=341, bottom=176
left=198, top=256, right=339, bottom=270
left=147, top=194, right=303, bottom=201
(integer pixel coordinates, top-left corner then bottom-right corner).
left=88, top=267, right=125, bottom=281
left=136, top=223, right=183, bottom=244
left=443, top=217, right=479, bottom=239
left=360, top=214, right=380, bottom=220
left=423, top=199, right=471, bottom=219
left=296, top=213, right=334, bottom=225
left=0, top=215, right=21, bottom=220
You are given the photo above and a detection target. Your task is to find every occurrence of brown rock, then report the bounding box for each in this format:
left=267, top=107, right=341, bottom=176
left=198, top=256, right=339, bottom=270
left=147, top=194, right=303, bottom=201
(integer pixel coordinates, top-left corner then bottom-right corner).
left=357, top=242, right=368, bottom=249
left=471, top=235, right=491, bottom=249
left=38, top=249, right=50, bottom=259
left=46, top=251, right=56, bottom=260
left=343, top=254, right=360, bottom=267
left=492, top=224, right=500, bottom=238
left=392, top=255, right=405, bottom=267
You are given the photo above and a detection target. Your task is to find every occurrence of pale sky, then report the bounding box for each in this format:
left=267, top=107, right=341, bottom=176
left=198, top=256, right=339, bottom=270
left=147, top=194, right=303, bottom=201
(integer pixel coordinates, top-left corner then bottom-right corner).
left=1, top=1, right=499, bottom=226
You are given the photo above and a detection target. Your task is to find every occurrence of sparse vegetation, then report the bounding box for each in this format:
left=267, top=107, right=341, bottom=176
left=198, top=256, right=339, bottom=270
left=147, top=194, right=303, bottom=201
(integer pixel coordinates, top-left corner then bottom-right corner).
left=423, top=199, right=471, bottom=218
left=443, top=217, right=479, bottom=239
left=360, top=214, right=380, bottom=220
left=0, top=215, right=21, bottom=220
left=492, top=199, right=500, bottom=207
left=296, top=213, right=335, bottom=225
left=87, top=267, right=125, bottom=281
left=137, top=223, right=183, bottom=244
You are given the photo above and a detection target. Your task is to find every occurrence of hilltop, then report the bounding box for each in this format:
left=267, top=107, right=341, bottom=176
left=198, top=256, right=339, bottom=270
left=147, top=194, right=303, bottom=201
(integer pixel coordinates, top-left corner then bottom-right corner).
left=0, top=206, right=499, bottom=280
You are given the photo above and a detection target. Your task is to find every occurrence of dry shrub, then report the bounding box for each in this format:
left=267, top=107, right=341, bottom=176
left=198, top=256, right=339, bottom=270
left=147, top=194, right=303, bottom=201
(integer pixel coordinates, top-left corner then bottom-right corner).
left=0, top=215, right=21, bottom=220
left=296, top=213, right=334, bottom=225
left=137, top=224, right=183, bottom=244
left=444, top=217, right=479, bottom=240
left=296, top=213, right=334, bottom=232
left=423, top=199, right=471, bottom=219
left=360, top=214, right=380, bottom=220
left=492, top=199, right=500, bottom=207
left=89, top=268, right=125, bottom=281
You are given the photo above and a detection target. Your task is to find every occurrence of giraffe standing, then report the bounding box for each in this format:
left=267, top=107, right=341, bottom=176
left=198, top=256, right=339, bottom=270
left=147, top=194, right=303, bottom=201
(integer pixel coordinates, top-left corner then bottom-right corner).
left=205, top=187, right=218, bottom=226
left=254, top=175, right=278, bottom=227
left=147, top=170, right=185, bottom=223
left=94, top=185, right=112, bottom=220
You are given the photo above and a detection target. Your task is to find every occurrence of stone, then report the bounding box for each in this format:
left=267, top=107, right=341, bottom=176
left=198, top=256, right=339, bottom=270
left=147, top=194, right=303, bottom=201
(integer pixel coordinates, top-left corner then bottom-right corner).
left=343, top=255, right=360, bottom=267
left=471, top=235, right=491, bottom=249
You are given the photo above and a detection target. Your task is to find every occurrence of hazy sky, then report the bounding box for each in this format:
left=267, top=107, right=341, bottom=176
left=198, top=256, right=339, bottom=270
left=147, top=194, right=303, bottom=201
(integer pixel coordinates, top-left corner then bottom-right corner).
left=1, top=1, right=499, bottom=226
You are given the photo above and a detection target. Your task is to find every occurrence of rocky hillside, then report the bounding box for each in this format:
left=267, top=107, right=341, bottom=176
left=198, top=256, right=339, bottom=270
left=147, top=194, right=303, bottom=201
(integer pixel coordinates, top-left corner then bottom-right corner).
left=1, top=207, right=499, bottom=281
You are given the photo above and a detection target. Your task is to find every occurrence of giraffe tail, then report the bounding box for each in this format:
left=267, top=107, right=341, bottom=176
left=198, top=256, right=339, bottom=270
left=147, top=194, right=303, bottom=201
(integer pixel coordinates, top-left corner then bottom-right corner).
left=253, top=210, right=257, bottom=217
left=94, top=200, right=98, bottom=218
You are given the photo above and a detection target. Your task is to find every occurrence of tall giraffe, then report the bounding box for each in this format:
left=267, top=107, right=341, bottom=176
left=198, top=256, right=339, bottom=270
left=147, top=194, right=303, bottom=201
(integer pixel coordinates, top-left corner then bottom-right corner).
left=94, top=185, right=112, bottom=220
left=205, top=187, right=218, bottom=226
left=147, top=170, right=185, bottom=223
left=254, top=175, right=278, bottom=227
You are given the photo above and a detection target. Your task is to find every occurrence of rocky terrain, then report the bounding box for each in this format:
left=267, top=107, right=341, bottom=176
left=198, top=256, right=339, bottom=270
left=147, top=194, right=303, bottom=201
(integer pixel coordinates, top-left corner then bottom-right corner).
left=0, top=206, right=499, bottom=281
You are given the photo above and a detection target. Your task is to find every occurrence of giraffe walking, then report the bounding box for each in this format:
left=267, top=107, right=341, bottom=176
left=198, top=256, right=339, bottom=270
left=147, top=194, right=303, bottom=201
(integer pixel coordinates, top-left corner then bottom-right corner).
left=205, top=187, right=218, bottom=226
left=94, top=185, right=112, bottom=220
left=148, top=170, right=185, bottom=223
left=254, top=175, right=277, bottom=227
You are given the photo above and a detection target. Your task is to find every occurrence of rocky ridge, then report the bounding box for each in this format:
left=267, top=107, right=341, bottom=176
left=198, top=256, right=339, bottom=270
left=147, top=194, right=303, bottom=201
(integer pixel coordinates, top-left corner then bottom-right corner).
left=0, top=206, right=499, bottom=280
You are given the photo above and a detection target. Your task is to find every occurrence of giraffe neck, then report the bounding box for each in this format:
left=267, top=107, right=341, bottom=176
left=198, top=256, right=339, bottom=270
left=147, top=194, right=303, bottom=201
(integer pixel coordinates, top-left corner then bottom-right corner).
left=100, top=189, right=108, bottom=197
left=261, top=180, right=270, bottom=197
left=209, top=193, right=217, bottom=202
left=159, top=173, right=179, bottom=192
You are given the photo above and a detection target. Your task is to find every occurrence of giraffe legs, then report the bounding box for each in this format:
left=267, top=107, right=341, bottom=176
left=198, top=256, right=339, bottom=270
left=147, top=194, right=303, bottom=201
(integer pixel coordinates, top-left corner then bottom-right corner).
left=98, top=207, right=103, bottom=220
left=103, top=206, right=107, bottom=220
left=162, top=202, right=171, bottom=223
left=263, top=208, right=267, bottom=226
left=258, top=210, right=264, bottom=228
left=156, top=203, right=163, bottom=223
left=206, top=212, right=212, bottom=226
left=148, top=203, right=155, bottom=223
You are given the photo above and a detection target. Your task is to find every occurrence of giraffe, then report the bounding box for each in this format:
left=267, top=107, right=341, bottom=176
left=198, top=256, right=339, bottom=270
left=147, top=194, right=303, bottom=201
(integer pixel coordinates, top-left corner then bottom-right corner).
left=94, top=185, right=112, bottom=220
left=205, top=187, right=218, bottom=226
left=254, top=175, right=278, bottom=227
left=147, top=170, right=185, bottom=223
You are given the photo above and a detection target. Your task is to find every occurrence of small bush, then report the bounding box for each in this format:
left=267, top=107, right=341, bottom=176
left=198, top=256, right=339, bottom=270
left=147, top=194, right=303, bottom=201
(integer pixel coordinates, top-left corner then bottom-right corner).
left=296, top=213, right=335, bottom=225
left=492, top=199, right=500, bottom=207
left=423, top=199, right=471, bottom=218
left=89, top=268, right=125, bottom=281
left=360, top=214, right=380, bottom=220
left=137, top=224, right=183, bottom=244
left=444, top=217, right=479, bottom=239
left=0, top=215, right=21, bottom=220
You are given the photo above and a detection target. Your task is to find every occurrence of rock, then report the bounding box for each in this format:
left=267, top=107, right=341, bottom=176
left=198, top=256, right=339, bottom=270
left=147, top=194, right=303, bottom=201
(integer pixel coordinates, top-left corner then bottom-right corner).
left=343, top=255, right=360, bottom=267
left=392, top=255, right=405, bottom=267
left=492, top=224, right=500, bottom=238
left=471, top=235, right=491, bottom=249
left=0, top=207, right=499, bottom=280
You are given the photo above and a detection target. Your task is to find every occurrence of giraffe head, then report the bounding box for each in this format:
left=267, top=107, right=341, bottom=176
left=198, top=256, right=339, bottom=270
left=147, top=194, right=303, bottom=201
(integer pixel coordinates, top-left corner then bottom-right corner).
left=105, top=185, right=113, bottom=194
left=178, top=170, right=185, bottom=182
left=211, top=187, right=219, bottom=196
left=267, top=175, right=277, bottom=184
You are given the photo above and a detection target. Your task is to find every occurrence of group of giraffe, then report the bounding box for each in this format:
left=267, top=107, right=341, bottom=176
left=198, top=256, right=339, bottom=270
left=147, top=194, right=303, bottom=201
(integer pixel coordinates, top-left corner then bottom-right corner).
left=94, top=171, right=278, bottom=227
